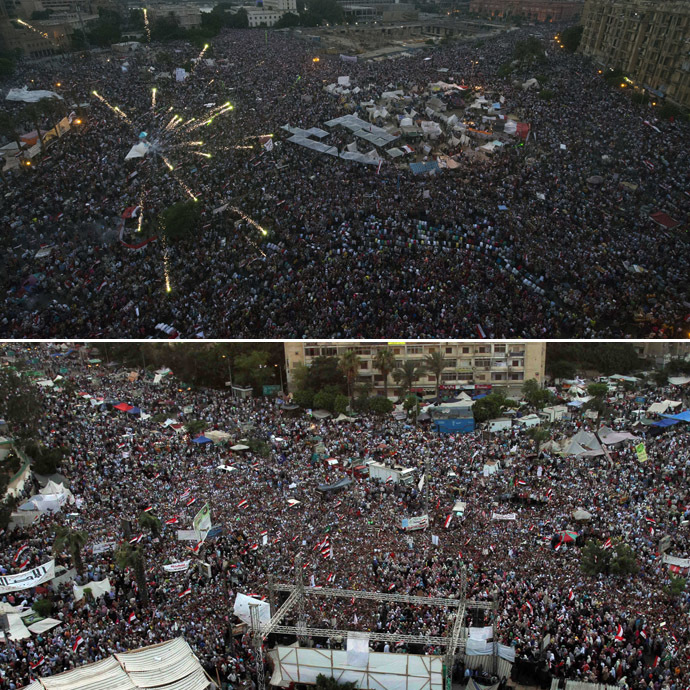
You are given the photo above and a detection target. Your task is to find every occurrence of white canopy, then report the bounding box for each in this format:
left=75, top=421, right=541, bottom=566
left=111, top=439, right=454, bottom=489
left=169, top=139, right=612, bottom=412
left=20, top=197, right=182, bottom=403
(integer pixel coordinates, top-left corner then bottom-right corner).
left=125, top=142, right=150, bottom=160
left=6, top=87, right=63, bottom=103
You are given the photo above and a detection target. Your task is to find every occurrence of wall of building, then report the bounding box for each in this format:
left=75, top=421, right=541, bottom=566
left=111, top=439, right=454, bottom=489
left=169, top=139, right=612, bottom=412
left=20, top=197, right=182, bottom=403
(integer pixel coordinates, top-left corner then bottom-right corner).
left=285, top=341, right=547, bottom=397
left=579, top=0, right=690, bottom=109
left=469, top=0, right=582, bottom=22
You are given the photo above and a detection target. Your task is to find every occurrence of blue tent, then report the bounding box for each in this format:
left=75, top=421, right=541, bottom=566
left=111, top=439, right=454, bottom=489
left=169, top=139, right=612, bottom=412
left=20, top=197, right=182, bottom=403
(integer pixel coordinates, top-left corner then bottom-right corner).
left=668, top=410, right=690, bottom=422
left=653, top=418, right=678, bottom=428
left=192, top=435, right=212, bottom=444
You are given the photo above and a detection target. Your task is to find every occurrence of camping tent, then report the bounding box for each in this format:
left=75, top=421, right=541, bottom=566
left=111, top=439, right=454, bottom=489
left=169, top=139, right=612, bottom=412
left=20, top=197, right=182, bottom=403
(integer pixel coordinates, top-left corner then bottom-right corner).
left=6, top=86, right=63, bottom=103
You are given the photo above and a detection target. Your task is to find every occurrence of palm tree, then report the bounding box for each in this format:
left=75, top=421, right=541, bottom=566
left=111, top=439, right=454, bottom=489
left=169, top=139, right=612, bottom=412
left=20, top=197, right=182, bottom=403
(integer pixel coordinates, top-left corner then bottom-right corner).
left=22, top=97, right=61, bottom=153
left=115, top=543, right=149, bottom=605
left=338, top=350, right=360, bottom=407
left=138, top=511, right=161, bottom=537
left=527, top=425, right=550, bottom=455
left=53, top=526, right=88, bottom=575
left=373, top=348, right=396, bottom=400
left=393, top=360, right=426, bottom=398
left=0, top=111, right=24, bottom=152
left=424, top=350, right=449, bottom=398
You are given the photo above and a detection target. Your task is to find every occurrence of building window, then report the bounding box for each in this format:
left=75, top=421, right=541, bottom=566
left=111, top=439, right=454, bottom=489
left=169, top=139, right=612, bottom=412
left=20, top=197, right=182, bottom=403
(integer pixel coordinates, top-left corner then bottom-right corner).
left=462, top=347, right=470, bottom=354
left=441, top=373, right=456, bottom=382
left=493, top=344, right=506, bottom=353
left=445, top=359, right=456, bottom=368
left=477, top=346, right=490, bottom=354
left=509, top=372, right=524, bottom=381
left=360, top=362, right=368, bottom=370
left=407, top=346, right=423, bottom=355
left=492, top=372, right=505, bottom=381
left=305, top=347, right=319, bottom=357
left=475, top=359, right=491, bottom=368
left=322, top=347, right=337, bottom=357
left=511, top=360, right=523, bottom=367
left=445, top=347, right=453, bottom=354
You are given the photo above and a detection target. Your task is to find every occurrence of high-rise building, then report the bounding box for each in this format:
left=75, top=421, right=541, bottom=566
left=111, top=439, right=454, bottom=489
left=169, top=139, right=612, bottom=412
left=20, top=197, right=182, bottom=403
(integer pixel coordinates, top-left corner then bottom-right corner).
left=579, top=0, right=690, bottom=109
left=285, top=341, right=546, bottom=398
left=468, top=0, right=582, bottom=22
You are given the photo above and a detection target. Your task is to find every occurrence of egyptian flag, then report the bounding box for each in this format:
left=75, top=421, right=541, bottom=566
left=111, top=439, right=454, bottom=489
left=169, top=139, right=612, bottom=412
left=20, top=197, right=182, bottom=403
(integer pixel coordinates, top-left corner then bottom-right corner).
left=568, top=589, right=574, bottom=601
left=386, top=476, right=394, bottom=484
left=186, top=497, right=197, bottom=507
left=238, top=499, right=249, bottom=510
left=72, top=635, right=84, bottom=652
left=121, top=205, right=141, bottom=219
left=303, top=561, right=310, bottom=570
left=129, top=533, right=143, bottom=544
left=128, top=612, right=137, bottom=624
left=545, top=488, right=553, bottom=500
left=272, top=537, right=280, bottom=544
left=292, top=535, right=300, bottom=542
left=525, top=602, right=533, bottom=615
left=654, top=656, right=660, bottom=667
left=515, top=479, right=527, bottom=486
left=615, top=624, right=624, bottom=641
left=189, top=541, right=202, bottom=554
left=388, top=583, right=396, bottom=591
left=642, top=159, right=654, bottom=171
left=13, top=544, right=29, bottom=564
left=602, top=538, right=612, bottom=549
left=476, top=324, right=486, bottom=339
left=321, top=547, right=331, bottom=559
left=180, top=489, right=191, bottom=501
left=143, top=506, right=154, bottom=513
left=327, top=573, right=335, bottom=583
left=30, top=656, right=45, bottom=670
left=444, top=514, right=453, bottom=529
left=334, top=500, right=342, bottom=508
left=644, top=516, right=656, bottom=524
left=18, top=558, right=31, bottom=570
left=250, top=543, right=259, bottom=551
left=165, top=516, right=179, bottom=525
left=179, top=588, right=191, bottom=598
left=260, top=530, right=268, bottom=538
left=640, top=630, right=647, bottom=640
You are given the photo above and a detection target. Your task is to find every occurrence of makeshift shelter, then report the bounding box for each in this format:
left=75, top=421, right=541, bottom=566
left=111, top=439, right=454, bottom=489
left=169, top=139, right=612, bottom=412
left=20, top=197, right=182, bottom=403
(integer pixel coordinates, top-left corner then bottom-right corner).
left=316, top=477, right=353, bottom=493
left=6, top=87, right=63, bottom=103
left=230, top=444, right=250, bottom=451
left=204, top=430, right=231, bottom=443
left=25, top=637, right=213, bottom=690
left=191, top=435, right=212, bottom=444
left=572, top=508, right=592, bottom=521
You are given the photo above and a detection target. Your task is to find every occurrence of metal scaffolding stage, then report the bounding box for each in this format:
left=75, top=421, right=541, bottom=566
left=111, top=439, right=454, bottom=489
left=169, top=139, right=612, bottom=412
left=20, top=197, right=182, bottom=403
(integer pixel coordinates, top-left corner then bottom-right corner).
left=251, top=556, right=497, bottom=690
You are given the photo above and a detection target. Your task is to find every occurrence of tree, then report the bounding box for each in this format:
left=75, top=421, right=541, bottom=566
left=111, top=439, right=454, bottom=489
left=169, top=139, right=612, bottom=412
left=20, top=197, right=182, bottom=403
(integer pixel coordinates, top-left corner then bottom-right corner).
left=0, top=57, right=15, bottom=77
left=293, top=388, right=315, bottom=408
left=403, top=394, right=420, bottom=425
left=372, top=348, right=396, bottom=400
left=186, top=419, right=207, bottom=436
left=160, top=200, right=201, bottom=241
left=305, top=0, right=344, bottom=24
left=546, top=359, right=576, bottom=381
left=234, top=350, right=274, bottom=393
left=369, top=396, right=394, bottom=415
left=138, top=511, right=161, bottom=538
left=53, top=526, right=88, bottom=575
left=338, top=350, right=360, bottom=406
left=393, top=361, right=425, bottom=397
left=559, top=24, right=583, bottom=52
left=664, top=576, right=686, bottom=600
left=21, top=98, right=58, bottom=153
left=424, top=350, right=449, bottom=398
left=115, top=543, right=149, bottom=604
left=313, top=386, right=339, bottom=413
left=315, top=675, right=358, bottom=690
left=89, top=9, right=123, bottom=46
left=0, top=112, right=23, bottom=151
left=580, top=539, right=609, bottom=575
left=527, top=425, right=550, bottom=454
left=586, top=383, right=609, bottom=415
left=226, top=8, right=248, bottom=28
left=472, top=393, right=507, bottom=424
left=274, top=11, right=300, bottom=27
left=334, top=394, right=349, bottom=416
left=151, top=12, right=184, bottom=41
left=0, top=371, right=42, bottom=439
left=609, top=542, right=639, bottom=576
left=522, top=379, right=552, bottom=409
left=514, top=37, right=543, bottom=63
left=308, top=356, right=346, bottom=392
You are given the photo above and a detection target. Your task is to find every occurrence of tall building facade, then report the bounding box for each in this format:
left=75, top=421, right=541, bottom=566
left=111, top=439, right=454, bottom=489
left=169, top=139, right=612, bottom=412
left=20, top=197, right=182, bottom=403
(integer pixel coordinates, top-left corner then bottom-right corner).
left=285, top=341, right=546, bottom=398
left=579, top=0, right=690, bottom=109
left=468, top=0, right=582, bottom=22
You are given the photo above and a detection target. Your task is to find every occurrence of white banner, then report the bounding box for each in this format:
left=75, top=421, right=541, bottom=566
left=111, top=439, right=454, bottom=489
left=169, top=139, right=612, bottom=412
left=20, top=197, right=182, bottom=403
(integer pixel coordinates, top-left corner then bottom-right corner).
left=0, top=560, right=55, bottom=594
left=491, top=512, right=517, bottom=521
left=233, top=593, right=270, bottom=627
left=401, top=515, right=429, bottom=531
left=73, top=577, right=111, bottom=601
left=177, top=530, right=199, bottom=541
left=663, top=555, right=690, bottom=569
left=92, top=541, right=117, bottom=554
left=163, top=560, right=191, bottom=572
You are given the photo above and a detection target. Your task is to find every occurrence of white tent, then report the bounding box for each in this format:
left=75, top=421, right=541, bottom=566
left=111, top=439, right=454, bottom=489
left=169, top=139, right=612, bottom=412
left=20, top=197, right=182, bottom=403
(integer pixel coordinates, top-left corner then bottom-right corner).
left=28, top=638, right=212, bottom=690
left=125, top=142, right=150, bottom=160
left=522, top=78, right=539, bottom=90
left=233, top=593, right=271, bottom=626
left=18, top=493, right=68, bottom=513
left=647, top=400, right=681, bottom=415
left=6, top=87, right=63, bottom=103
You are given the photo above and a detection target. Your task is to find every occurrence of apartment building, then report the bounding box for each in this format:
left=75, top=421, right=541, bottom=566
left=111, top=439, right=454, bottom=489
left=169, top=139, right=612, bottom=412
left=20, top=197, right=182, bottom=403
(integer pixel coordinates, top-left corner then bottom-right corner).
left=468, top=0, right=582, bottom=22
left=579, top=0, right=690, bottom=109
left=285, top=341, right=546, bottom=398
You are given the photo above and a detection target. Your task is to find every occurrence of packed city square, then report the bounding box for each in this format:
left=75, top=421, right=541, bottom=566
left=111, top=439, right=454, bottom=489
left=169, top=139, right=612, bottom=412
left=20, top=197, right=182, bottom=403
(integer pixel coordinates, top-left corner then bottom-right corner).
left=1, top=22, right=689, bottom=338
left=0, top=344, right=689, bottom=690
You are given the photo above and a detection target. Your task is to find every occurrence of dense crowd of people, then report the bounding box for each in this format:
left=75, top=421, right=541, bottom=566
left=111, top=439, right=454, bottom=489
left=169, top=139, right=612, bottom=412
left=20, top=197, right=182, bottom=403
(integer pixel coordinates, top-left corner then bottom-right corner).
left=0, top=344, right=689, bottom=690
left=1, top=23, right=688, bottom=338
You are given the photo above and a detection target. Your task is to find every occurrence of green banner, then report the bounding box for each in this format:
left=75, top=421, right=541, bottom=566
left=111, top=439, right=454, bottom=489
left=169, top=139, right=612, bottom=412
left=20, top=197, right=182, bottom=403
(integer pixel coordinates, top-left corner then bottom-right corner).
left=193, top=503, right=212, bottom=534
left=635, top=442, right=647, bottom=462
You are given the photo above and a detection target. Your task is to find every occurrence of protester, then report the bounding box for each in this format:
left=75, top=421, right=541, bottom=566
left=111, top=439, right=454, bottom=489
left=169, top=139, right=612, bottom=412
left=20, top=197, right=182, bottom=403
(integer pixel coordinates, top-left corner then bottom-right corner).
left=0, top=25, right=688, bottom=338
left=0, top=345, right=688, bottom=690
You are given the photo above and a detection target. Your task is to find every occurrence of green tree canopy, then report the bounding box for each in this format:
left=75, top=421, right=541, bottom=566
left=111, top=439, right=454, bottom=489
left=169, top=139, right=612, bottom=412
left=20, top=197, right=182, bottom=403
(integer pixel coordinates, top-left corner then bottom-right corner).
left=522, top=379, right=553, bottom=409
left=160, top=200, right=201, bottom=241
left=372, top=348, right=396, bottom=400
left=560, top=25, right=583, bottom=52
left=424, top=350, right=449, bottom=397
left=54, top=526, right=88, bottom=575
left=393, top=361, right=425, bottom=397
left=338, top=350, right=360, bottom=404
left=472, top=392, right=508, bottom=424
left=115, top=543, right=149, bottom=604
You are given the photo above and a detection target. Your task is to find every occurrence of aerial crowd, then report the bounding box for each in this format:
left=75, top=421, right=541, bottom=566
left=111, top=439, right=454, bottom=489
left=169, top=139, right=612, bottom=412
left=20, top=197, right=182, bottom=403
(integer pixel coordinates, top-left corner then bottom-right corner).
left=0, top=345, right=689, bottom=690
left=0, top=23, right=688, bottom=338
